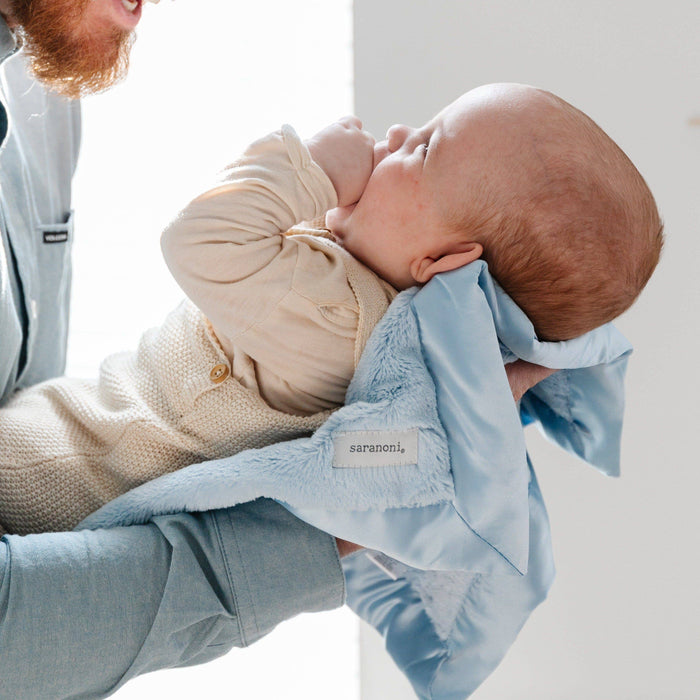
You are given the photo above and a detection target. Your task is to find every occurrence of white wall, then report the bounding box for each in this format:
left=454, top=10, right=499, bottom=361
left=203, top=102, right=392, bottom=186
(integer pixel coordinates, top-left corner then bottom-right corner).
left=354, top=1, right=700, bottom=698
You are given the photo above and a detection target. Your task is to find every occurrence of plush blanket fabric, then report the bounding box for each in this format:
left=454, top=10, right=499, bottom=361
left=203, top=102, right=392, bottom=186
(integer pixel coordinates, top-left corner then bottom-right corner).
left=79, top=261, right=631, bottom=698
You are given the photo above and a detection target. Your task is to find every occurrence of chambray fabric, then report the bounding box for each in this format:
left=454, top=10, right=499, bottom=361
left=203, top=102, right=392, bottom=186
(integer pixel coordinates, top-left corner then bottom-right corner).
left=0, top=500, right=343, bottom=699
left=78, top=261, right=631, bottom=698
left=0, top=23, right=80, bottom=404
left=0, top=22, right=345, bottom=698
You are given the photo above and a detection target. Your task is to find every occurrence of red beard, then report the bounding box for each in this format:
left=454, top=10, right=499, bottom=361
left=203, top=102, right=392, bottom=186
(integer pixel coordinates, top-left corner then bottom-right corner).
left=9, top=0, right=135, bottom=98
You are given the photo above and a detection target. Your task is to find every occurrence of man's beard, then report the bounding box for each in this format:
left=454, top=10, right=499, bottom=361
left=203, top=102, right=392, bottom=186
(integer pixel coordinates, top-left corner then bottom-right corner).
left=9, top=0, right=135, bottom=98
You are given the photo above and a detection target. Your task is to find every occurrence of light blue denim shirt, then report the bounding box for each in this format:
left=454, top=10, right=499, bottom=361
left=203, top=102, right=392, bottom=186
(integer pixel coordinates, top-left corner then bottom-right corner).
left=0, top=20, right=80, bottom=403
left=0, top=19, right=344, bottom=698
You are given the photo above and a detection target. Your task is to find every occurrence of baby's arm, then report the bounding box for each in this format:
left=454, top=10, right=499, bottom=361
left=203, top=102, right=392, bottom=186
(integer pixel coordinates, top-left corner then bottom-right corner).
left=161, top=125, right=339, bottom=338
left=161, top=121, right=375, bottom=413
left=161, top=120, right=374, bottom=337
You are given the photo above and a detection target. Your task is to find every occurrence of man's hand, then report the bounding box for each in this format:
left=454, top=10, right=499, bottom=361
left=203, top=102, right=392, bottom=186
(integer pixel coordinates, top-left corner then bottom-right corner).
left=505, top=360, right=557, bottom=402
left=335, top=537, right=363, bottom=558
left=306, top=117, right=375, bottom=208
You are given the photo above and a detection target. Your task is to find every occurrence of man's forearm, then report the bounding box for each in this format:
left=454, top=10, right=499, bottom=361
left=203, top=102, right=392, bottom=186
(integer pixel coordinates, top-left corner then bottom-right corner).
left=0, top=499, right=344, bottom=699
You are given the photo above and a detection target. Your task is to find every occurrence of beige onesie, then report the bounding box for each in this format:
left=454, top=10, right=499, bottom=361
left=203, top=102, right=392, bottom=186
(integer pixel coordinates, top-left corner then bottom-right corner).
left=0, top=126, right=396, bottom=535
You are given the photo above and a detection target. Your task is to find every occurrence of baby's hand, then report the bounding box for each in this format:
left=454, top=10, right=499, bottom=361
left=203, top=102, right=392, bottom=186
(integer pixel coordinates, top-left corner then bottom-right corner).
left=306, top=117, right=375, bottom=207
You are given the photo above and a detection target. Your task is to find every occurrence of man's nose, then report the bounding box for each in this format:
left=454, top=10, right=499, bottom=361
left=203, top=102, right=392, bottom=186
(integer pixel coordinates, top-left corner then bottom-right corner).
left=386, top=124, right=411, bottom=152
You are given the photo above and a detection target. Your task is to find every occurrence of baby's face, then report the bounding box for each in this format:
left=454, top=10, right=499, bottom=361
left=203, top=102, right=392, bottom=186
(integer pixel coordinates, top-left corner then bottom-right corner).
left=326, top=84, right=528, bottom=290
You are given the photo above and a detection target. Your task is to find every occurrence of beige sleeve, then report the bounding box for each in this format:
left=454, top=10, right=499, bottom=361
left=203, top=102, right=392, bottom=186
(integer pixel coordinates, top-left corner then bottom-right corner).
left=160, top=125, right=359, bottom=414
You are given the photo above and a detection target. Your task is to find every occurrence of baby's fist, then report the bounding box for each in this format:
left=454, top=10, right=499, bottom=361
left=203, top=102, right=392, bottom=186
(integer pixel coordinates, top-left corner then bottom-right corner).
left=306, top=117, right=375, bottom=207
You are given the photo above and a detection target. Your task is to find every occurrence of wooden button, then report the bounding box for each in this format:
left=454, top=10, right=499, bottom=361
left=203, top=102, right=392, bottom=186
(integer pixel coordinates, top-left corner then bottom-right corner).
left=209, top=363, right=230, bottom=384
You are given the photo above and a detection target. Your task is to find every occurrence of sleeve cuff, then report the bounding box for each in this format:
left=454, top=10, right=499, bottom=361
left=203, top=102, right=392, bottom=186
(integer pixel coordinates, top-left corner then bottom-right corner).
left=213, top=498, right=345, bottom=646
left=280, top=124, right=339, bottom=217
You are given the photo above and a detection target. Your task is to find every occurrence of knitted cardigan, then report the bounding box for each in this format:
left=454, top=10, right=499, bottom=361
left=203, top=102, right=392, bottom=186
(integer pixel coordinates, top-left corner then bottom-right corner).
left=0, top=233, right=393, bottom=535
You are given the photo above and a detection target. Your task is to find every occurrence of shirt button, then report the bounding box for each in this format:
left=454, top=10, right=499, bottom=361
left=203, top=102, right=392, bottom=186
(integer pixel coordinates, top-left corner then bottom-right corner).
left=209, top=363, right=230, bottom=384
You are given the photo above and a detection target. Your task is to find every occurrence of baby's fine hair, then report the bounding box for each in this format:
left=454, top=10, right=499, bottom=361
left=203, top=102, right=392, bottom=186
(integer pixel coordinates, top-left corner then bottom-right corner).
left=469, top=90, right=663, bottom=341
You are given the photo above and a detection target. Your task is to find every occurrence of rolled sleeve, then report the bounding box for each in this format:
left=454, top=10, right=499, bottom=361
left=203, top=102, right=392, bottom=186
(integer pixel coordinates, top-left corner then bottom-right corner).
left=0, top=499, right=344, bottom=699
left=212, top=498, right=346, bottom=646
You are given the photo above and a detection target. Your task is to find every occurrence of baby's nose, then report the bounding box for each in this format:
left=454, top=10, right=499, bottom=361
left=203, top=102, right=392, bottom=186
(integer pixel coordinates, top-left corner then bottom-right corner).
left=386, top=124, right=411, bottom=152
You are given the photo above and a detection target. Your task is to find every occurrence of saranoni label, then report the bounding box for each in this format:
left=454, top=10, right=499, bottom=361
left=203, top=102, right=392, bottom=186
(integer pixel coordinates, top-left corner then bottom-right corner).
left=332, top=429, right=419, bottom=468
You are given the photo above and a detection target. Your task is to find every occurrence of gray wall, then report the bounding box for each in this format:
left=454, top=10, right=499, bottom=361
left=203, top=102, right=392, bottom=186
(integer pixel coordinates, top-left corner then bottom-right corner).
left=354, top=1, right=700, bottom=698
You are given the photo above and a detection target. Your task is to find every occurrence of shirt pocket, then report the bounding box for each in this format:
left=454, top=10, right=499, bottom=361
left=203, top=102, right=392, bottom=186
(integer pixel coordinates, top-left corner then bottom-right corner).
left=22, top=211, right=74, bottom=386
left=36, top=210, right=74, bottom=320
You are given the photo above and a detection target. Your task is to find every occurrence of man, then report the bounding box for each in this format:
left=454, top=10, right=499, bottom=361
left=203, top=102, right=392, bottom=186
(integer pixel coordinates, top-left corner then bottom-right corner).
left=0, top=2, right=348, bottom=697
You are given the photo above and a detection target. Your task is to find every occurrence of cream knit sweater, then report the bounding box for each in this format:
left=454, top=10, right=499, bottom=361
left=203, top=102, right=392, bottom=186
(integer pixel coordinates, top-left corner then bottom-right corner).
left=0, top=127, right=396, bottom=535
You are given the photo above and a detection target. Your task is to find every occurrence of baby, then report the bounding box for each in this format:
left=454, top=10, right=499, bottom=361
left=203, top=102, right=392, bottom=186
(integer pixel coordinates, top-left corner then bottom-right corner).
left=0, top=83, right=662, bottom=536
left=322, top=84, right=663, bottom=340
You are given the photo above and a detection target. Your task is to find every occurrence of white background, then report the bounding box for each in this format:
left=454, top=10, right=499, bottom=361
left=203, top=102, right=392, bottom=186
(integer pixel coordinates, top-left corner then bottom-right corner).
left=354, top=1, right=700, bottom=698
left=67, top=1, right=359, bottom=698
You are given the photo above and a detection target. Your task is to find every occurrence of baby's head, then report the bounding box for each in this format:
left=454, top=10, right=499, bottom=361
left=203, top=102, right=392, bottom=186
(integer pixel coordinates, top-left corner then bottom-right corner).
left=326, top=83, right=663, bottom=340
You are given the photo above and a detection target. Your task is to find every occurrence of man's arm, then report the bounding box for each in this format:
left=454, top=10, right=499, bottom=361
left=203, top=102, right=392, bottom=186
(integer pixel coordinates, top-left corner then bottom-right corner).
left=0, top=499, right=344, bottom=699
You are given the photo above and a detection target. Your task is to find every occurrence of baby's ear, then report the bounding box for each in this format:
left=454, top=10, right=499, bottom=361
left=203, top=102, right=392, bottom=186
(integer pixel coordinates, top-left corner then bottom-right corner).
left=411, top=242, right=483, bottom=284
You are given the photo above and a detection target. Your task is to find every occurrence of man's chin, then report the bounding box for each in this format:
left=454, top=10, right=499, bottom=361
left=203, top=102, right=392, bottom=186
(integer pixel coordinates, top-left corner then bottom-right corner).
left=10, top=0, right=135, bottom=97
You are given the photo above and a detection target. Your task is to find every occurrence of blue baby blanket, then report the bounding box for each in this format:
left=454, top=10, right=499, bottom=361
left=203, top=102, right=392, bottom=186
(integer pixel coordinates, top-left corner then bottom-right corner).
left=79, top=260, right=631, bottom=698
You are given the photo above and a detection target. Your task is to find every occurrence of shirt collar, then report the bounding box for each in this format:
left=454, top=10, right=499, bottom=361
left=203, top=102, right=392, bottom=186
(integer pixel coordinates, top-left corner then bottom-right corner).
left=0, top=15, right=19, bottom=65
